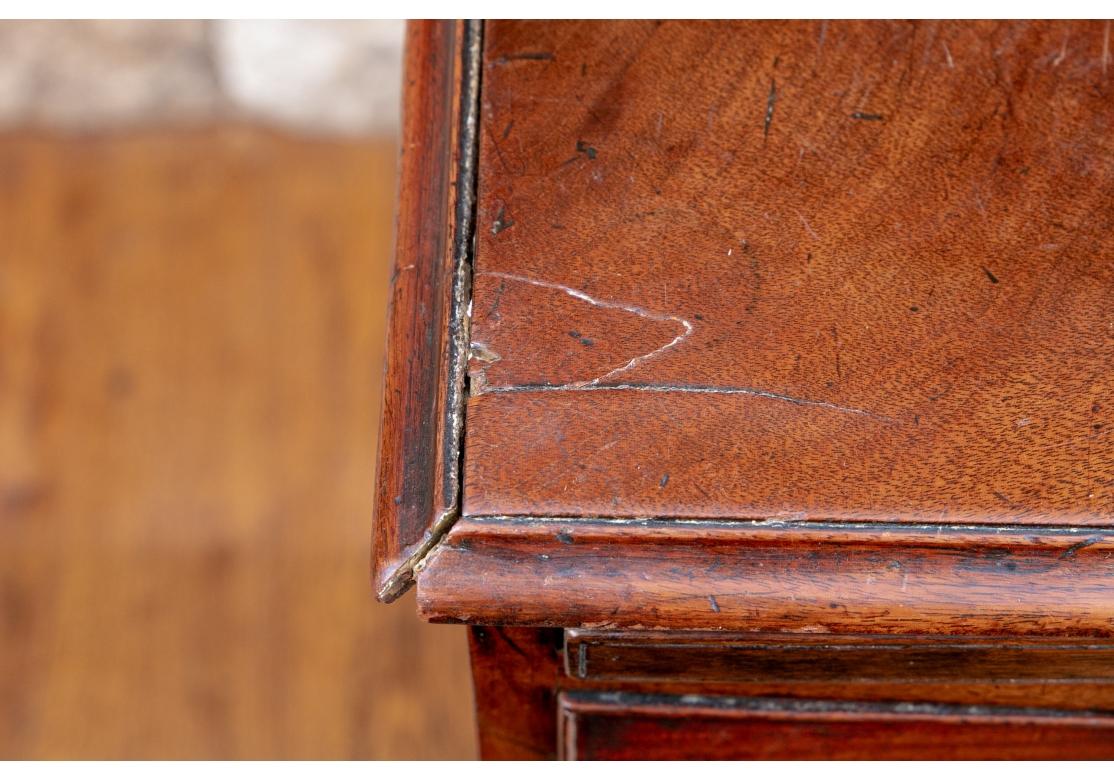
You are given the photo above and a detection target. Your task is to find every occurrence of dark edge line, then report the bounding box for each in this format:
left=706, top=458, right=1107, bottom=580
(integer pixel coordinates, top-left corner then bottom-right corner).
left=442, top=18, right=483, bottom=507
left=581, top=675, right=1114, bottom=686
left=1060, top=536, right=1105, bottom=558
left=561, top=690, right=1114, bottom=720
left=459, top=515, right=1114, bottom=537
left=592, top=641, right=1114, bottom=652
left=496, top=626, right=530, bottom=660
left=378, top=19, right=483, bottom=601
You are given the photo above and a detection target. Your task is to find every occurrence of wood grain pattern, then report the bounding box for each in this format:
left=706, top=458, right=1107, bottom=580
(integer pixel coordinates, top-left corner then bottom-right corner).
left=468, top=626, right=564, bottom=760
left=372, top=19, right=480, bottom=601
left=463, top=20, right=1114, bottom=525
left=465, top=628, right=1114, bottom=762
left=566, top=630, right=1114, bottom=683
left=559, top=691, right=1114, bottom=760
left=396, top=21, right=1114, bottom=758
left=0, top=129, right=475, bottom=758
left=419, top=517, right=1114, bottom=634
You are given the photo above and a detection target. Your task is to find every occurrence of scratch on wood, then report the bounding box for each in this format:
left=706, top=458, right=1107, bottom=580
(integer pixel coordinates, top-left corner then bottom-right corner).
left=491, top=205, right=515, bottom=235
left=477, top=271, right=693, bottom=387
left=1052, top=32, right=1069, bottom=67
left=1104, top=20, right=1111, bottom=76
left=763, top=78, right=778, bottom=140
left=1060, top=536, right=1105, bottom=559
left=495, top=51, right=555, bottom=64
left=942, top=41, right=954, bottom=69
left=477, top=381, right=891, bottom=421
left=797, top=212, right=821, bottom=241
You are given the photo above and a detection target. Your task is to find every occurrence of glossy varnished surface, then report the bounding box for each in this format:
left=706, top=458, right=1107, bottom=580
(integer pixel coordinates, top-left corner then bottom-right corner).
left=468, top=626, right=566, bottom=760
left=372, top=20, right=475, bottom=600
left=564, top=630, right=1114, bottom=683
left=394, top=21, right=1114, bottom=758
left=421, top=517, right=1114, bottom=635
left=559, top=691, right=1114, bottom=760
left=0, top=130, right=474, bottom=758
left=469, top=625, right=1114, bottom=760
left=464, top=20, right=1114, bottom=524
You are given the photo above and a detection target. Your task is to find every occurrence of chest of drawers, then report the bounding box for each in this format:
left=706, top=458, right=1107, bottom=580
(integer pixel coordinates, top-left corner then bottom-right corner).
left=374, top=20, right=1114, bottom=759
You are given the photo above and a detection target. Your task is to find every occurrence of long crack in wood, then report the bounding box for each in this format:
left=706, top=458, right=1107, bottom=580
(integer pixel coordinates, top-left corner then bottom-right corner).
left=472, top=272, right=886, bottom=421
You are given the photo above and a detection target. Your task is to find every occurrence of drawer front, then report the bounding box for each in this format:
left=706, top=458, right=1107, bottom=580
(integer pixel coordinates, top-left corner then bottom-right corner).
left=559, top=692, right=1114, bottom=760
left=566, top=630, right=1114, bottom=685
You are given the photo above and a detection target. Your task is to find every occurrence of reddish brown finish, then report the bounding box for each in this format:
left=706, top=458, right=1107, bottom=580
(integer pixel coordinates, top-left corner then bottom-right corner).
left=384, top=20, right=1114, bottom=760
left=469, top=623, right=1114, bottom=760
left=372, top=20, right=478, bottom=601
left=468, top=627, right=564, bottom=760
left=420, top=517, right=1114, bottom=635
left=469, top=623, right=1114, bottom=750
left=559, top=692, right=1114, bottom=760
left=566, top=630, right=1114, bottom=684
left=464, top=20, right=1114, bottom=525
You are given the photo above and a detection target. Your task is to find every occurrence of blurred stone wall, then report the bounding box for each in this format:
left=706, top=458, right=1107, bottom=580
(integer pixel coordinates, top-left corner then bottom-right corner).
left=0, top=20, right=404, bottom=135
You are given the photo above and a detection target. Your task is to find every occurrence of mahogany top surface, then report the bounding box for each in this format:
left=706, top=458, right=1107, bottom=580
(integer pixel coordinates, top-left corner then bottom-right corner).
left=463, top=20, right=1114, bottom=526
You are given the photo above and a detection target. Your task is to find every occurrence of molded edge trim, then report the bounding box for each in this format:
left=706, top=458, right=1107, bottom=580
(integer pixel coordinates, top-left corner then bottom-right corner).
left=416, top=516, right=1114, bottom=633
left=371, top=20, right=482, bottom=602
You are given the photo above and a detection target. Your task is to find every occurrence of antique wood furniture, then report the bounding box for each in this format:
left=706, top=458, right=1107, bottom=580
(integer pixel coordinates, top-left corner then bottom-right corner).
left=374, top=20, right=1114, bottom=759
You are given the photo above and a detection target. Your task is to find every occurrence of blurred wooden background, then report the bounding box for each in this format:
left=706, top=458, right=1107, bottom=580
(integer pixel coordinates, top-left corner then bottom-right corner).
left=0, top=127, right=476, bottom=758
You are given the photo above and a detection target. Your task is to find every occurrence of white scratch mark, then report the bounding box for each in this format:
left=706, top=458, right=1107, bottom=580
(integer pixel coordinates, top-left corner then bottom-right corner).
left=1053, top=32, right=1069, bottom=67
left=942, top=41, right=954, bottom=69
left=469, top=342, right=500, bottom=363
left=478, top=271, right=693, bottom=387
left=796, top=137, right=821, bottom=163
left=1104, top=20, right=1111, bottom=76
left=473, top=272, right=893, bottom=422
left=796, top=211, right=821, bottom=242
